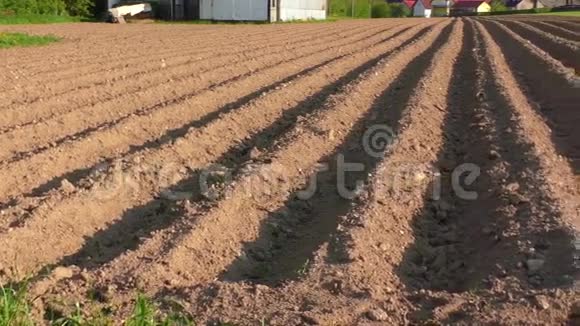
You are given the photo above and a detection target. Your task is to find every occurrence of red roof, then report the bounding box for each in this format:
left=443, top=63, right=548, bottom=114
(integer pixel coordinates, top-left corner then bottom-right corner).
left=403, top=0, right=417, bottom=8
left=453, top=0, right=485, bottom=7
left=418, top=0, right=433, bottom=8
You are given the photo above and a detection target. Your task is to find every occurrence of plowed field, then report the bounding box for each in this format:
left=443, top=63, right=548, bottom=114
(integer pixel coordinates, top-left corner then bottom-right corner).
left=0, top=16, right=579, bottom=325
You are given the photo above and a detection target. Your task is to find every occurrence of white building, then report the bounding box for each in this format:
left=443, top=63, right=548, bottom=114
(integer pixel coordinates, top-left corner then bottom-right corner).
left=413, top=0, right=432, bottom=17
left=161, top=0, right=327, bottom=22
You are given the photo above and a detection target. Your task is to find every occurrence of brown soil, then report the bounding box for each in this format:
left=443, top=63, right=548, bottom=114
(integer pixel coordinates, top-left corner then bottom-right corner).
left=0, top=17, right=578, bottom=325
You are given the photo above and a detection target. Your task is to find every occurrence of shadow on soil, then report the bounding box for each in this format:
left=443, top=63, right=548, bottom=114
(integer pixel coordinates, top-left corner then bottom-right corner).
left=481, top=20, right=580, bottom=175
left=220, top=24, right=454, bottom=285
left=23, top=25, right=407, bottom=200
left=397, top=20, right=577, bottom=323
left=56, top=26, right=425, bottom=271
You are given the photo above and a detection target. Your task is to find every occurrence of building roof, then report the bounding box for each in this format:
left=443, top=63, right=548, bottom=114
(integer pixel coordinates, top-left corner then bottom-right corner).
left=403, top=0, right=418, bottom=8
left=453, top=0, right=487, bottom=7
left=418, top=0, right=433, bottom=9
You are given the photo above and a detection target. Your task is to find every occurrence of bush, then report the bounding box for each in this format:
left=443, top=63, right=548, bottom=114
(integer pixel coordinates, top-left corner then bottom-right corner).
left=389, top=3, right=411, bottom=17
left=371, top=2, right=410, bottom=18
left=0, top=0, right=92, bottom=17
left=329, top=0, right=372, bottom=18
left=0, top=0, right=66, bottom=15
left=490, top=0, right=507, bottom=12
left=64, top=0, right=92, bottom=16
left=371, top=3, right=392, bottom=17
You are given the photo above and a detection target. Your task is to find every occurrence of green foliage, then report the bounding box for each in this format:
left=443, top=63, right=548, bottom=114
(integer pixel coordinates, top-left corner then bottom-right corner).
left=371, top=2, right=410, bottom=18
left=487, top=7, right=552, bottom=15
left=490, top=0, right=507, bottom=12
left=0, top=32, right=60, bottom=48
left=539, top=10, right=580, bottom=16
left=389, top=3, right=411, bottom=17
left=329, top=0, right=372, bottom=18
left=51, top=302, right=114, bottom=326
left=126, top=295, right=157, bottom=326
left=0, top=284, right=33, bottom=326
left=63, top=0, right=92, bottom=17
left=0, top=13, right=79, bottom=24
left=371, top=2, right=391, bottom=17
left=126, top=295, right=195, bottom=326
left=0, top=0, right=66, bottom=15
left=0, top=0, right=92, bottom=18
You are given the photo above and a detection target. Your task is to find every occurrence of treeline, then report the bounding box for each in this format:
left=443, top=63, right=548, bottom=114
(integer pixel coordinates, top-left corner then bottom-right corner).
left=0, top=0, right=92, bottom=17
left=329, top=0, right=411, bottom=18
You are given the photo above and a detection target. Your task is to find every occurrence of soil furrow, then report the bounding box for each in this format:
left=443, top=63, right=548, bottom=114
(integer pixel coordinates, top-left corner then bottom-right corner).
left=544, top=20, right=580, bottom=33
left=0, top=24, right=369, bottom=121
left=0, top=24, right=396, bottom=163
left=0, top=22, right=443, bottom=281
left=480, top=19, right=580, bottom=175
left=0, top=23, right=329, bottom=82
left=52, top=22, right=453, bottom=305
left=1, top=21, right=400, bottom=89
left=521, top=21, right=580, bottom=42
left=0, top=23, right=421, bottom=203
left=491, top=19, right=580, bottom=71
left=0, top=25, right=290, bottom=88
left=0, top=23, right=347, bottom=110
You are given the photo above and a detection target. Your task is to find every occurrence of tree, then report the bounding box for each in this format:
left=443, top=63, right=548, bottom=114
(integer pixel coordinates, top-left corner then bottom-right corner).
left=490, top=0, right=507, bottom=11
left=63, top=0, right=92, bottom=16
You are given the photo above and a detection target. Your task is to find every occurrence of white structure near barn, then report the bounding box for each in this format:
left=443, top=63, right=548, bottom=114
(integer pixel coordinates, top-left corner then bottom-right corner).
left=413, top=0, right=432, bottom=17
left=160, top=0, right=327, bottom=22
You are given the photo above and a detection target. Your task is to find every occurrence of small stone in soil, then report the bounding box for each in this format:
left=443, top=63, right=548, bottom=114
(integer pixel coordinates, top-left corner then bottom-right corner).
left=52, top=266, right=75, bottom=280
left=249, top=147, right=262, bottom=160
left=532, top=295, right=550, bottom=310
left=489, top=150, right=500, bottom=160
left=366, top=308, right=389, bottom=321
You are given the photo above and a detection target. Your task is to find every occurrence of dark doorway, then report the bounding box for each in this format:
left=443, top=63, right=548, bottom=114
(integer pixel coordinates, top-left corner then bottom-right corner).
left=184, top=0, right=200, bottom=20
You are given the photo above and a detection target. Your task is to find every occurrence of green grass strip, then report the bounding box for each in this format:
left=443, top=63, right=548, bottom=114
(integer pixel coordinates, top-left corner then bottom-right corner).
left=0, top=32, right=60, bottom=49
left=0, top=14, right=81, bottom=25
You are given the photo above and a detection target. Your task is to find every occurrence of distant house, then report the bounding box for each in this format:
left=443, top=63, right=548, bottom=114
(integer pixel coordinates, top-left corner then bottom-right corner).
left=402, top=0, right=418, bottom=9
left=505, top=0, right=546, bottom=9
left=413, top=0, right=433, bottom=17
left=431, top=0, right=454, bottom=16
left=159, top=0, right=327, bottom=22
left=451, top=0, right=491, bottom=14
left=388, top=0, right=419, bottom=10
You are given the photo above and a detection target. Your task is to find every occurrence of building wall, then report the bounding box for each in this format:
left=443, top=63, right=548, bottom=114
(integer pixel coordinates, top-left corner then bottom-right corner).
left=108, top=0, right=121, bottom=8
left=200, top=0, right=269, bottom=21
left=513, top=0, right=546, bottom=9
left=477, top=2, right=491, bottom=12
left=279, top=0, right=327, bottom=21
left=413, top=1, right=432, bottom=17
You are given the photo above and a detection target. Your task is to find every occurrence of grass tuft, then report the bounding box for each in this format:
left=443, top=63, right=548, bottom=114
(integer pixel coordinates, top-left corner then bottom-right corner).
left=0, top=284, right=33, bottom=326
left=126, top=295, right=157, bottom=326
left=0, top=32, right=60, bottom=49
left=126, top=294, right=195, bottom=326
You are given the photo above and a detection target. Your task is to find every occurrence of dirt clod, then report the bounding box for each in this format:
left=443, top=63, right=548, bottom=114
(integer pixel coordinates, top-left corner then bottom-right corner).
left=532, top=295, right=550, bottom=310
left=51, top=266, right=75, bottom=281
left=366, top=308, right=389, bottom=321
